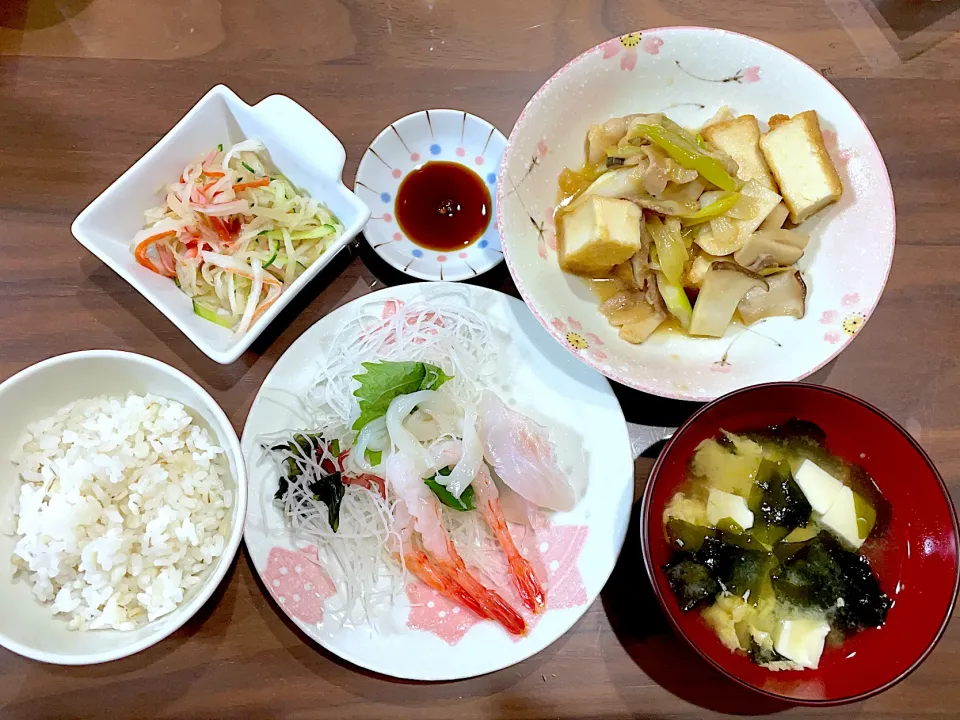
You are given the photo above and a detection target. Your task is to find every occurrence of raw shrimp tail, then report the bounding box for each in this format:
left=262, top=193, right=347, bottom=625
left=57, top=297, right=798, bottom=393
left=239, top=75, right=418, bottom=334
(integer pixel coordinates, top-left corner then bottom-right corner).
left=442, top=538, right=528, bottom=636
left=475, top=466, right=547, bottom=614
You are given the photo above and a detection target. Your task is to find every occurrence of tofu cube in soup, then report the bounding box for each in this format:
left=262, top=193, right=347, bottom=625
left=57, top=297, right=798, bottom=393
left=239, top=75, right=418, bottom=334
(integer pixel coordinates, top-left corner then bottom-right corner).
left=774, top=618, right=831, bottom=669
left=702, top=115, right=777, bottom=191
left=819, top=485, right=865, bottom=549
left=558, top=197, right=644, bottom=276
left=706, top=488, right=755, bottom=530
left=759, top=111, right=842, bottom=224
left=793, top=459, right=844, bottom=514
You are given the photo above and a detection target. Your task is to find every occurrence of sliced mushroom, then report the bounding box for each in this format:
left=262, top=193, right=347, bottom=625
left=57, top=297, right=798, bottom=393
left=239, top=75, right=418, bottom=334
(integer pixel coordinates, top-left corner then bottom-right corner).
left=733, top=229, right=807, bottom=271
left=738, top=269, right=807, bottom=324
left=759, top=202, right=790, bottom=231
left=689, top=262, right=768, bottom=337
left=620, top=309, right=667, bottom=343
left=598, top=290, right=666, bottom=343
left=684, top=251, right=725, bottom=287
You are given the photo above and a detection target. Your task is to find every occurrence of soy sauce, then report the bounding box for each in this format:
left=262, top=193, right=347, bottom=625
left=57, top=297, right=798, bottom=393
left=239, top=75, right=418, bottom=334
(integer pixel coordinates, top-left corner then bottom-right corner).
left=395, top=161, right=491, bottom=251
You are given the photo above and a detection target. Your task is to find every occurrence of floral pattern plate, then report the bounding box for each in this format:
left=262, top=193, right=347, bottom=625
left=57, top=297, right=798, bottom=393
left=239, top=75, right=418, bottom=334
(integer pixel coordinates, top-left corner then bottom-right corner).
left=498, top=27, right=896, bottom=401
left=241, top=282, right=633, bottom=680
left=356, top=110, right=506, bottom=281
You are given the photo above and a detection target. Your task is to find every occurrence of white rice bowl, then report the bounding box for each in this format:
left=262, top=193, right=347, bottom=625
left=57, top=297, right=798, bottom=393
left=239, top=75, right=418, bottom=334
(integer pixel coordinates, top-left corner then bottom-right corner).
left=10, top=394, right=232, bottom=631
left=0, top=350, right=245, bottom=665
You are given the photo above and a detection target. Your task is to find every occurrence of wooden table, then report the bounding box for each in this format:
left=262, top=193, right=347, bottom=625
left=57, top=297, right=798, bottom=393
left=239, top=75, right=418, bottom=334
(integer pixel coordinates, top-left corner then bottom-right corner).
left=2, top=0, right=959, bottom=717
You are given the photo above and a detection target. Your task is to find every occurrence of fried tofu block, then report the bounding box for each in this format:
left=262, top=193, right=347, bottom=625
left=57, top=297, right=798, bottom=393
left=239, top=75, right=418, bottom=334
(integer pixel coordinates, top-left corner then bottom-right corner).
left=759, top=111, right=843, bottom=224
left=702, top=115, right=777, bottom=191
left=558, top=196, right=644, bottom=276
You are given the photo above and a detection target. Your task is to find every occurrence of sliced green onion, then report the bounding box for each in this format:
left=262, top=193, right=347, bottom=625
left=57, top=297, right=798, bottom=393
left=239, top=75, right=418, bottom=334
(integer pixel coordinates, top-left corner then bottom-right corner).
left=241, top=161, right=256, bottom=175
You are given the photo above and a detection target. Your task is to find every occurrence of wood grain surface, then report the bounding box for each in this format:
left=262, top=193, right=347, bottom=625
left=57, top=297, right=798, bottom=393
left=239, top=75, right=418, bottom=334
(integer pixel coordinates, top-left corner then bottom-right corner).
left=1, top=0, right=959, bottom=717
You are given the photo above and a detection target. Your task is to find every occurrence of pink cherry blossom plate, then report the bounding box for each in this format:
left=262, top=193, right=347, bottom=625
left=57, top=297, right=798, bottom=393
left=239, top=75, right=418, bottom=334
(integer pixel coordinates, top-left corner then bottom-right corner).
left=241, top=282, right=633, bottom=680
left=498, top=27, right=896, bottom=400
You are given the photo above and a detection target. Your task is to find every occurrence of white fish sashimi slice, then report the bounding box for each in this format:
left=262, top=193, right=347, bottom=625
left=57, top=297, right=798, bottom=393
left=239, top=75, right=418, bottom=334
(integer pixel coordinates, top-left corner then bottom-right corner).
left=478, top=391, right=577, bottom=512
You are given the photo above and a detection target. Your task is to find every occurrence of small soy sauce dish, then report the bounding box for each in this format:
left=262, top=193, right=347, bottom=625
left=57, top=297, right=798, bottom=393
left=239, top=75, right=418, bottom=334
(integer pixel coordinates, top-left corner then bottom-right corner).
left=355, top=109, right=506, bottom=281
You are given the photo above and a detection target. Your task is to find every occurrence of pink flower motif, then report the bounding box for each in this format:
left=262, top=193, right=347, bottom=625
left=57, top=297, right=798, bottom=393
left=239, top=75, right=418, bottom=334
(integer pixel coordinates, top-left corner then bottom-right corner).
left=544, top=206, right=555, bottom=226
left=641, top=35, right=663, bottom=55
left=456, top=147, right=466, bottom=157
left=538, top=236, right=548, bottom=260
left=404, top=519, right=589, bottom=644
left=741, top=66, right=761, bottom=84
left=536, top=140, right=549, bottom=160
left=567, top=316, right=582, bottom=331
left=546, top=232, right=557, bottom=251
left=600, top=35, right=639, bottom=72
left=821, top=129, right=838, bottom=148
left=551, top=317, right=566, bottom=332
left=592, top=350, right=608, bottom=361
left=601, top=39, right=621, bottom=59
left=405, top=581, right=481, bottom=645
left=263, top=546, right=336, bottom=626
left=842, top=292, right=860, bottom=307
left=824, top=330, right=843, bottom=344
left=820, top=310, right=838, bottom=324
left=542, top=524, right=589, bottom=609
left=585, top=332, right=604, bottom=346
left=711, top=362, right=733, bottom=374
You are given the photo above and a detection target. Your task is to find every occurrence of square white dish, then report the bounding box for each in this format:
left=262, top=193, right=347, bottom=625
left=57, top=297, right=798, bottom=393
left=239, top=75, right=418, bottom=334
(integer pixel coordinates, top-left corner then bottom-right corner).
left=72, top=85, right=370, bottom=364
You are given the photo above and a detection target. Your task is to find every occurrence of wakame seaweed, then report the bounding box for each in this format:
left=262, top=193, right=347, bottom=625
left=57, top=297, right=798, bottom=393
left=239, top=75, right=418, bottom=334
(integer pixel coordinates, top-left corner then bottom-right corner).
left=268, top=433, right=346, bottom=532
left=771, top=535, right=890, bottom=631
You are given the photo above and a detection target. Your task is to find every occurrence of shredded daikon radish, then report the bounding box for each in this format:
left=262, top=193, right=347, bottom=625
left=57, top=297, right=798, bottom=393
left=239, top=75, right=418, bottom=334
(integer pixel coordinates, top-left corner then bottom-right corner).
left=257, top=294, right=565, bottom=635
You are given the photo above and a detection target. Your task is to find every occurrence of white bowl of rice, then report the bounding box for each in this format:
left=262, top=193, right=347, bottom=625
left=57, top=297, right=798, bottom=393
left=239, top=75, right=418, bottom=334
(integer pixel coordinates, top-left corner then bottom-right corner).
left=0, top=350, right=245, bottom=664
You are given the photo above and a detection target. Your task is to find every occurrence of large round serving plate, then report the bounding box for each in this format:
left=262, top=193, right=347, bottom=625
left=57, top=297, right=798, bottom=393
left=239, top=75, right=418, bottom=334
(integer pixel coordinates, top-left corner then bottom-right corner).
left=242, top=282, right=633, bottom=679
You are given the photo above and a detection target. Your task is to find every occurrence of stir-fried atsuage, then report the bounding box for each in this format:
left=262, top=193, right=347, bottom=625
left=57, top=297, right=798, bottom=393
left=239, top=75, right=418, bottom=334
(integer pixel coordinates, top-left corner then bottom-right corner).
left=555, top=109, right=843, bottom=344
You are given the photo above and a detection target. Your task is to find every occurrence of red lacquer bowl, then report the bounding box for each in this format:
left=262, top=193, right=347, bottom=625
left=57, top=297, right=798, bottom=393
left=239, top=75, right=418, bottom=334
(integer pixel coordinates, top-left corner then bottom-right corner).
left=642, top=383, right=959, bottom=705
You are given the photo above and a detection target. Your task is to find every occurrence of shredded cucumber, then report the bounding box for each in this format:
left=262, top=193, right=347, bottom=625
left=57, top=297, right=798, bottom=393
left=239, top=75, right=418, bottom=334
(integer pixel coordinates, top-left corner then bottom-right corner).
left=193, top=299, right=234, bottom=328
left=136, top=140, right=345, bottom=334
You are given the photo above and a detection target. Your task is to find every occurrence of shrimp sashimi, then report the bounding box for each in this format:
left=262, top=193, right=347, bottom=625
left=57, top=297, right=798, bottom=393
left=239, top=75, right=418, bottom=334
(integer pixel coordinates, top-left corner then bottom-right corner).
left=386, top=453, right=526, bottom=635
left=430, top=439, right=546, bottom=613
left=392, top=502, right=492, bottom=622
left=473, top=465, right=547, bottom=614
left=478, top=391, right=577, bottom=512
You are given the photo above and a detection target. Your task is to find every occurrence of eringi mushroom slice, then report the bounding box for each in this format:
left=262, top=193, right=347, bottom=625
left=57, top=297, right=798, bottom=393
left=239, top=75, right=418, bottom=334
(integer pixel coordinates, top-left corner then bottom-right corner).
left=689, top=262, right=768, bottom=337
left=733, top=229, right=809, bottom=271
left=599, top=289, right=666, bottom=344
left=738, top=268, right=807, bottom=325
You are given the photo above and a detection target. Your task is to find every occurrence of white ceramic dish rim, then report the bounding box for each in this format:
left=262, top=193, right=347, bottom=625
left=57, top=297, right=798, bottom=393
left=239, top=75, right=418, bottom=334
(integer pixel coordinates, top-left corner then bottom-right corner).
left=497, top=26, right=896, bottom=401
left=0, top=350, right=247, bottom=665
left=71, top=85, right=371, bottom=365
left=356, top=108, right=507, bottom=282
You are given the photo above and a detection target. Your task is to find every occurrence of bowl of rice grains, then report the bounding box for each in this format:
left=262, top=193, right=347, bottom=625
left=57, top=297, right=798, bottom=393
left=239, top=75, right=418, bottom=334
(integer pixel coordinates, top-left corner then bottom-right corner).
left=0, top=350, right=245, bottom=664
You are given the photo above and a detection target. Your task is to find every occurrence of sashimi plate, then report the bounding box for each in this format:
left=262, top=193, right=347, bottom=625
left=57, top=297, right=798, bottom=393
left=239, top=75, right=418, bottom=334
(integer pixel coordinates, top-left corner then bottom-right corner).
left=242, top=282, right=633, bottom=680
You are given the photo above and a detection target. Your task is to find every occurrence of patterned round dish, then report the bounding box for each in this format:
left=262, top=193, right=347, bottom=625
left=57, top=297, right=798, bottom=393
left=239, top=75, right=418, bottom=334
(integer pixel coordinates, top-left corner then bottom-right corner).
left=356, top=110, right=506, bottom=281
left=242, top=283, right=633, bottom=680
left=497, top=27, right=896, bottom=401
